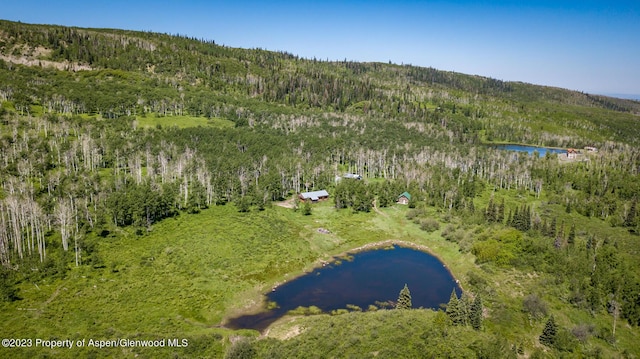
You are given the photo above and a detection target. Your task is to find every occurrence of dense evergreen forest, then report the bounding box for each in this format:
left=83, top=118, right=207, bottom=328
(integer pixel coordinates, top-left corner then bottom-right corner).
left=1, top=20, right=639, bottom=358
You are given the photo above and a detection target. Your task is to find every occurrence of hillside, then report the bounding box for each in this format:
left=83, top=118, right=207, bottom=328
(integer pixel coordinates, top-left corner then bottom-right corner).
left=1, top=20, right=639, bottom=358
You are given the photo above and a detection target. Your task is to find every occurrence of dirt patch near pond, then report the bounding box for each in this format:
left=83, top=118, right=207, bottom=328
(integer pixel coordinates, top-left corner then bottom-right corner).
left=263, top=316, right=307, bottom=340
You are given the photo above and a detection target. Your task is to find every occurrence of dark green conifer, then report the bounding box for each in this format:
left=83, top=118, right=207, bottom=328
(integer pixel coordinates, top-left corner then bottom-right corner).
left=396, top=284, right=412, bottom=309
left=485, top=197, right=496, bottom=222
left=549, top=217, right=557, bottom=238
left=539, top=315, right=558, bottom=347
left=497, top=199, right=505, bottom=223
left=446, top=289, right=462, bottom=324
left=458, top=292, right=471, bottom=326
left=625, top=198, right=637, bottom=227
left=567, top=223, right=576, bottom=246
left=470, top=295, right=483, bottom=330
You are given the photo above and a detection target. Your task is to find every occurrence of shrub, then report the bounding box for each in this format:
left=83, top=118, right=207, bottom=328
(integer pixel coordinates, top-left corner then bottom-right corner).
left=420, top=218, right=440, bottom=233
left=571, top=323, right=595, bottom=343
left=406, top=208, right=424, bottom=220
left=225, top=338, right=256, bottom=359
left=523, top=294, right=548, bottom=319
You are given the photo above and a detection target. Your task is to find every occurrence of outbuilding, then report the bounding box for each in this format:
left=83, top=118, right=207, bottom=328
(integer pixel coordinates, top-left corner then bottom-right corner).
left=299, top=190, right=330, bottom=202
left=397, top=192, right=411, bottom=205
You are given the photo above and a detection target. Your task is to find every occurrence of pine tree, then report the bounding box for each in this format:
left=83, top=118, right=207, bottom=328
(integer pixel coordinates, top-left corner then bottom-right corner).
left=625, top=198, right=637, bottom=228
left=524, top=205, right=531, bottom=230
left=549, top=217, right=557, bottom=238
left=396, top=284, right=412, bottom=309
left=485, top=197, right=496, bottom=223
left=539, top=315, right=558, bottom=347
left=458, top=292, right=471, bottom=326
left=511, top=206, right=521, bottom=230
left=470, top=295, right=483, bottom=330
left=567, top=223, right=576, bottom=246
left=497, top=199, right=505, bottom=223
left=446, top=289, right=462, bottom=324
left=541, top=218, right=548, bottom=236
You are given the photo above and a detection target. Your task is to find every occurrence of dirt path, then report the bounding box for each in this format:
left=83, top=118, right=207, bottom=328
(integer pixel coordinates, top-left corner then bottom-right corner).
left=372, top=198, right=388, bottom=217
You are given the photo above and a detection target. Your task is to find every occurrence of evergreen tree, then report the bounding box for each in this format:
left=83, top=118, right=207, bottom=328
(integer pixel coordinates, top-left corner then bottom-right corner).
left=567, top=223, right=576, bottom=246
left=407, top=195, right=417, bottom=209
left=446, top=289, right=463, bottom=324
left=485, top=197, right=496, bottom=223
left=496, top=199, right=505, bottom=223
left=539, top=315, right=558, bottom=347
left=549, top=217, right=557, bottom=238
left=470, top=295, right=483, bottom=330
left=511, top=206, right=522, bottom=230
left=235, top=196, right=251, bottom=212
left=524, top=205, right=531, bottom=230
left=396, top=284, right=412, bottom=309
left=302, top=200, right=312, bottom=215
left=0, top=272, right=19, bottom=302
left=458, top=292, right=471, bottom=326
left=625, top=198, right=637, bottom=228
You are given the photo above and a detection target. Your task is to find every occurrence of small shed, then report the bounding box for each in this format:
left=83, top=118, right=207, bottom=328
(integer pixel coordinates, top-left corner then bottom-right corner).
left=299, top=190, right=329, bottom=202
left=397, top=192, right=412, bottom=205
left=567, top=148, right=578, bottom=159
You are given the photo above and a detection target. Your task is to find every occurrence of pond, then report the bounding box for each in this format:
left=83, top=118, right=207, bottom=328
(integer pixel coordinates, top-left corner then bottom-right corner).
left=494, top=144, right=566, bottom=157
left=226, top=245, right=462, bottom=331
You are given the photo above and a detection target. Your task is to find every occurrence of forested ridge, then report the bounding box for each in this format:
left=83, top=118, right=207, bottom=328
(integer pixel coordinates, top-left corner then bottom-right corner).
left=1, top=20, right=640, bottom=358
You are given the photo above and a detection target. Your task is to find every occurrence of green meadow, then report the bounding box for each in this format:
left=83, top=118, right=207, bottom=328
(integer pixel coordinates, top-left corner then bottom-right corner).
left=2, top=196, right=637, bottom=358
left=134, top=115, right=235, bottom=129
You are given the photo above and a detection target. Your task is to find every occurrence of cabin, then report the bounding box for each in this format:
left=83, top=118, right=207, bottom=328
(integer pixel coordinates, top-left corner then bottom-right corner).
left=299, top=190, right=329, bottom=202
left=397, top=192, right=411, bottom=205
left=567, top=148, right=578, bottom=159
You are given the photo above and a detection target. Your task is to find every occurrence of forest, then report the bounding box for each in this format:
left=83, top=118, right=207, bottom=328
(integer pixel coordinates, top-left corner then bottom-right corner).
left=1, top=20, right=639, bottom=358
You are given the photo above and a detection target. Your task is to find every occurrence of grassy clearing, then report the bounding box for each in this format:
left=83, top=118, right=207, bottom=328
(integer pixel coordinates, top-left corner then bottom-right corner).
left=133, top=114, right=235, bottom=129
left=1, top=197, right=639, bottom=358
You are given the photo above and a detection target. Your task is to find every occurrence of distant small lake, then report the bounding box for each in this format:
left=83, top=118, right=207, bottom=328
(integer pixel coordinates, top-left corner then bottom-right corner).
left=494, top=144, right=566, bottom=157
left=226, top=245, right=462, bottom=331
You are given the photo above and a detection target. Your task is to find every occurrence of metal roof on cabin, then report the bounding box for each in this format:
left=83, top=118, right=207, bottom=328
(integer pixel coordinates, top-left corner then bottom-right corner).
left=300, top=190, right=329, bottom=199
left=399, top=191, right=411, bottom=199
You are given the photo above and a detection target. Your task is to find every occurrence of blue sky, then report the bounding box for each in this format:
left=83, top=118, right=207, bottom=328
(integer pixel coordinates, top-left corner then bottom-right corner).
left=2, top=0, right=639, bottom=97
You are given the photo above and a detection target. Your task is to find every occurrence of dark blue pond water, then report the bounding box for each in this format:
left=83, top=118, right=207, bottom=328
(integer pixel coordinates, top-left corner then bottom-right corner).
left=226, top=246, right=462, bottom=331
left=495, top=144, right=566, bottom=157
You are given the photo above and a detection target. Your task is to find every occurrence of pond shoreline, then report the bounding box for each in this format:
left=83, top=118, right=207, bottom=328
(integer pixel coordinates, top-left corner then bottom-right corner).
left=222, top=239, right=462, bottom=330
